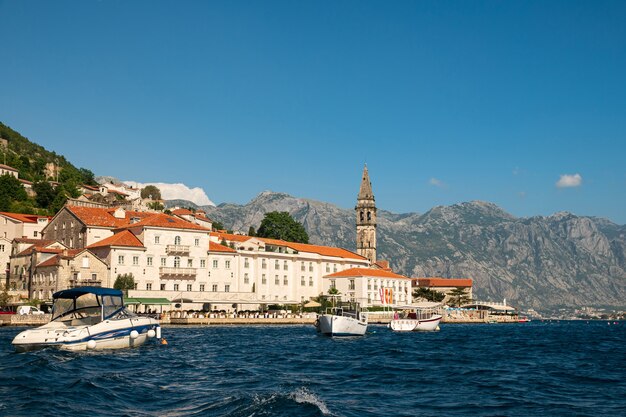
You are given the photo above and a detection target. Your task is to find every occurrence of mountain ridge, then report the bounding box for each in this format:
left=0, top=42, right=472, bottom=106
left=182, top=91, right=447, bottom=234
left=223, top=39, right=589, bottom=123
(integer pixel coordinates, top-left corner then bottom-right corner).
left=186, top=191, right=626, bottom=312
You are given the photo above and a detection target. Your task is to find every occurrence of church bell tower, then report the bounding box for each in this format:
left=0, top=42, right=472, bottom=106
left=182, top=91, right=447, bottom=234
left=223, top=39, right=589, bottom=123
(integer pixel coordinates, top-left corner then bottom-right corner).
left=356, top=165, right=377, bottom=264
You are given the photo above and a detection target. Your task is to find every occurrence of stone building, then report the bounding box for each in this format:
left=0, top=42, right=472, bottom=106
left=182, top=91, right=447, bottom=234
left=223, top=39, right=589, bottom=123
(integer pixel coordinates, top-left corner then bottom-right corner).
left=355, top=165, right=377, bottom=264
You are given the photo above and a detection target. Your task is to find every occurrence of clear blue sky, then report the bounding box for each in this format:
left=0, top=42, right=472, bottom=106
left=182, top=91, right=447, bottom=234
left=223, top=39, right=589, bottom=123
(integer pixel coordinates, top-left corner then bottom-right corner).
left=1, top=1, right=625, bottom=223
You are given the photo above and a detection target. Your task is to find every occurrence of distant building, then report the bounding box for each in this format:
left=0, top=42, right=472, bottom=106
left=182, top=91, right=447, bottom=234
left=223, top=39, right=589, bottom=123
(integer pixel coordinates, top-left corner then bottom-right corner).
left=356, top=165, right=377, bottom=264
left=323, top=267, right=412, bottom=307
left=0, top=164, right=18, bottom=178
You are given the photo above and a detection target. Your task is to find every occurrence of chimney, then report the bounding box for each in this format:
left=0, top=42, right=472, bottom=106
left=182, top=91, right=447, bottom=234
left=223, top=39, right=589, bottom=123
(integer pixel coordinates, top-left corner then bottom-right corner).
left=113, top=207, right=126, bottom=219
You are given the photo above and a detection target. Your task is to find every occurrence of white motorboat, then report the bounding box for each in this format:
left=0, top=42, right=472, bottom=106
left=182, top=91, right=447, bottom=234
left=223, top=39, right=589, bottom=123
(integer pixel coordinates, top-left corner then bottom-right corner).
left=315, top=304, right=368, bottom=336
left=12, top=286, right=161, bottom=352
left=389, top=303, right=442, bottom=332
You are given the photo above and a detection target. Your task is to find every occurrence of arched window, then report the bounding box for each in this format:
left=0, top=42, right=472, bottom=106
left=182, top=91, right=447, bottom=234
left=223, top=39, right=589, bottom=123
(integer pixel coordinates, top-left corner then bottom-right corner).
left=174, top=256, right=180, bottom=268
left=360, top=211, right=364, bottom=221
left=367, top=211, right=371, bottom=221
left=174, top=236, right=181, bottom=245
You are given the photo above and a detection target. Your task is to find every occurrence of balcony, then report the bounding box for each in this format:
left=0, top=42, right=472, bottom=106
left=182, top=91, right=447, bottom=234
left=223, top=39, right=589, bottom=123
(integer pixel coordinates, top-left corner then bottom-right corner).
left=69, top=279, right=102, bottom=288
left=159, top=267, right=197, bottom=280
left=166, top=244, right=190, bottom=255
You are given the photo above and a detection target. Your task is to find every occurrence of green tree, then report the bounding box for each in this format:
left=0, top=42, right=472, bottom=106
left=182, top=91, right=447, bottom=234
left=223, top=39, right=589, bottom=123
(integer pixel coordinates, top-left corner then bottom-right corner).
left=0, top=174, right=28, bottom=211
left=113, top=273, right=135, bottom=295
left=413, top=287, right=446, bottom=303
left=213, top=221, right=224, bottom=231
left=256, top=211, right=309, bottom=243
left=0, top=288, right=10, bottom=307
left=248, top=226, right=256, bottom=237
left=147, top=201, right=164, bottom=211
left=140, top=185, right=162, bottom=200
left=448, top=287, right=470, bottom=307
left=33, top=181, right=56, bottom=208
left=328, top=287, right=340, bottom=295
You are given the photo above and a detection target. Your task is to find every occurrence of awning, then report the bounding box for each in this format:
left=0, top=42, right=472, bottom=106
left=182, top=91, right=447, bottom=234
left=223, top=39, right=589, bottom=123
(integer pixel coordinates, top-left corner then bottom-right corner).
left=124, top=297, right=171, bottom=306
left=303, top=300, right=321, bottom=308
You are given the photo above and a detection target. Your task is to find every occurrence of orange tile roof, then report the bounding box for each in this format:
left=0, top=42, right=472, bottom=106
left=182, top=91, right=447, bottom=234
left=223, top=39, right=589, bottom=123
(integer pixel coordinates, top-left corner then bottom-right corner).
left=0, top=164, right=18, bottom=171
left=118, top=213, right=211, bottom=232
left=87, top=230, right=145, bottom=249
left=17, top=245, right=63, bottom=257
left=212, top=232, right=253, bottom=243
left=212, top=232, right=366, bottom=260
left=172, top=208, right=194, bottom=216
left=209, top=240, right=237, bottom=253
left=414, top=278, right=473, bottom=287
left=66, top=206, right=152, bottom=228
left=0, top=212, right=48, bottom=224
left=36, top=255, right=61, bottom=268
left=324, top=267, right=410, bottom=279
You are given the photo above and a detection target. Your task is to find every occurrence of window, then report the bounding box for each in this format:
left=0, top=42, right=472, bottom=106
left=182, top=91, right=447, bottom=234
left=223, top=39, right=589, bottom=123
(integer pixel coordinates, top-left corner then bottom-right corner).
left=244, top=258, right=249, bottom=268
left=262, top=259, right=267, bottom=269
left=301, top=276, right=305, bottom=286
left=82, top=256, right=89, bottom=268
left=244, top=273, right=249, bottom=284
left=262, top=274, right=266, bottom=284
left=200, top=259, right=206, bottom=268
left=301, top=263, right=305, bottom=271
left=174, top=236, right=181, bottom=245
left=212, top=284, right=218, bottom=292
left=187, top=284, right=192, bottom=291
left=367, top=280, right=371, bottom=290
left=155, top=236, right=160, bottom=244
left=326, top=264, right=330, bottom=273
left=224, top=285, right=230, bottom=292
left=349, top=279, right=355, bottom=290
left=194, top=238, right=199, bottom=247
left=147, top=256, right=153, bottom=266
left=174, top=256, right=181, bottom=268
left=283, top=261, right=288, bottom=270
left=91, top=273, right=97, bottom=280
left=118, top=255, right=125, bottom=265
left=225, top=260, right=231, bottom=269
left=213, top=260, right=218, bottom=268
left=283, top=275, right=288, bottom=285
left=309, top=277, right=313, bottom=287
left=199, top=284, right=205, bottom=292
left=187, top=259, right=193, bottom=267
left=275, top=275, right=279, bottom=285
left=0, top=244, right=4, bottom=252
left=274, top=260, right=279, bottom=269
left=330, top=280, right=336, bottom=289
left=133, top=256, right=139, bottom=266
left=161, top=283, right=166, bottom=291
left=147, top=283, right=152, bottom=291
left=161, top=257, right=166, bottom=267
left=34, top=231, right=38, bottom=237
left=309, top=262, right=313, bottom=272
left=174, top=284, right=179, bottom=291
left=333, top=264, right=337, bottom=273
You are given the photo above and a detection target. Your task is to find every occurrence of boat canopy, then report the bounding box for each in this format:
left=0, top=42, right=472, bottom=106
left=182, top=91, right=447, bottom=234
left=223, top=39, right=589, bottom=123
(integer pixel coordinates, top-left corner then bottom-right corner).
left=53, top=286, right=123, bottom=299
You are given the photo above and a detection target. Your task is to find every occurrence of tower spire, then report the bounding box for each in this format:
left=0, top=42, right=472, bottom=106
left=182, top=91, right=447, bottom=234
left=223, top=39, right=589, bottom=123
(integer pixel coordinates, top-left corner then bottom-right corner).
left=355, top=165, right=377, bottom=264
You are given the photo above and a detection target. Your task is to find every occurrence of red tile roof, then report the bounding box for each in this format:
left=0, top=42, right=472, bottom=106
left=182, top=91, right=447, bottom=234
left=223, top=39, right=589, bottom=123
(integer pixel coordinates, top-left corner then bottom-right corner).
left=17, top=246, right=63, bottom=257
left=324, top=267, right=410, bottom=279
left=66, top=206, right=152, bottom=228
left=0, top=164, right=18, bottom=171
left=172, top=208, right=194, bottom=216
left=209, top=241, right=237, bottom=253
left=118, top=213, right=210, bottom=232
left=414, top=278, right=473, bottom=287
left=87, top=230, right=145, bottom=249
left=0, top=212, right=48, bottom=224
left=212, top=232, right=366, bottom=260
left=36, top=255, right=61, bottom=268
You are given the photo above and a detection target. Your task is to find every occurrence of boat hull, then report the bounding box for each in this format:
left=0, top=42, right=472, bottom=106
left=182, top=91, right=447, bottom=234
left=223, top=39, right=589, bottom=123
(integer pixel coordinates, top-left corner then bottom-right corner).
left=12, top=317, right=160, bottom=352
left=317, top=314, right=367, bottom=336
left=389, top=314, right=442, bottom=332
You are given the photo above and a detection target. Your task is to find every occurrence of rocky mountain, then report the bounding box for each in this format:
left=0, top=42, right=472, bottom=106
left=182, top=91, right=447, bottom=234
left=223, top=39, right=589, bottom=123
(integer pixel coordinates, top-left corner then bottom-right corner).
left=194, top=192, right=626, bottom=312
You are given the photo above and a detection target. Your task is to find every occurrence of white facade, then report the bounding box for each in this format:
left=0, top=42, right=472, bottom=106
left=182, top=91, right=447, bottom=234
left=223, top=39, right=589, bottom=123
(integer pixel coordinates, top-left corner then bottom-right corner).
left=323, top=269, right=412, bottom=308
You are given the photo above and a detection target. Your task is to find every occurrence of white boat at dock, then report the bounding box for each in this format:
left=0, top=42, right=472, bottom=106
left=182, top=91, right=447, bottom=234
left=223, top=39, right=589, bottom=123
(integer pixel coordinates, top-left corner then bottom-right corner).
left=389, top=302, right=442, bottom=332
left=315, top=300, right=368, bottom=336
left=12, top=286, right=161, bottom=352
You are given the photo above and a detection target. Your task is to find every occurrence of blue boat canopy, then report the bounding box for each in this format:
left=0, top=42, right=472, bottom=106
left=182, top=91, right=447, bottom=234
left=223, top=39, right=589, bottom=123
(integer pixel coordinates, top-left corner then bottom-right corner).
left=53, top=286, right=123, bottom=299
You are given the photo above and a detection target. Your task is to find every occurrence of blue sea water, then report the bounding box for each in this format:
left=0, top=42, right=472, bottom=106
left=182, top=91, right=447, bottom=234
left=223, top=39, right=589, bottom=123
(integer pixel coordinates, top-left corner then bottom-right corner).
left=1, top=321, right=625, bottom=417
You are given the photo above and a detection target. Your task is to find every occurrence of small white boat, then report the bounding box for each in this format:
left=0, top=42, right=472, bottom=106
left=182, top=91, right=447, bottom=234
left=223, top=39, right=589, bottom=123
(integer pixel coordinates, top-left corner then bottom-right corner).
left=389, top=303, right=442, bottom=332
left=12, top=286, right=161, bottom=352
left=315, top=304, right=368, bottom=336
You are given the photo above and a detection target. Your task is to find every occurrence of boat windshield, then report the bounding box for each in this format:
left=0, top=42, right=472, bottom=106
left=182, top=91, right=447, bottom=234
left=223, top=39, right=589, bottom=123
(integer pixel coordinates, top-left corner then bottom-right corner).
left=52, top=292, right=102, bottom=322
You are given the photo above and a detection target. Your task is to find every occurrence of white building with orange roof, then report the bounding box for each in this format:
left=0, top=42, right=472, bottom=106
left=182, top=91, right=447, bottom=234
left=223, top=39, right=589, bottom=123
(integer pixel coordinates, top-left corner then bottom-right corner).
left=323, top=267, right=412, bottom=307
